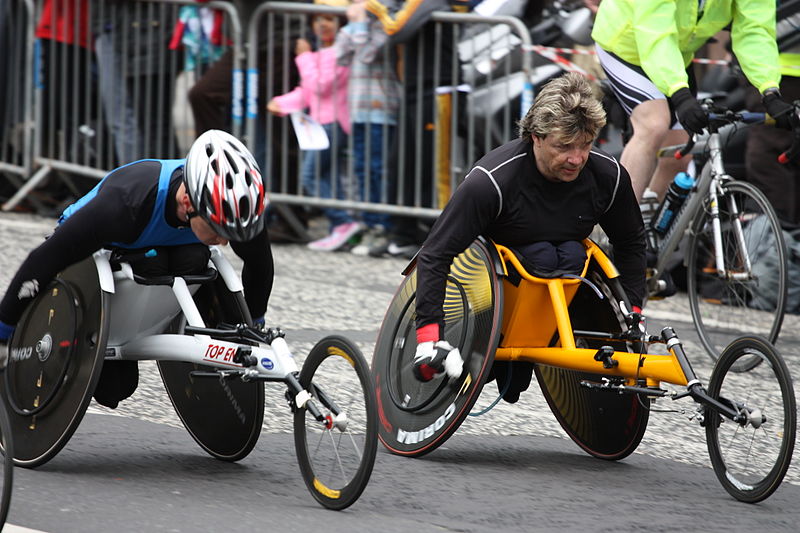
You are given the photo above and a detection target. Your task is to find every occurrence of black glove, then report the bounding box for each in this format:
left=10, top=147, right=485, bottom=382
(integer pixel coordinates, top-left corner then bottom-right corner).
left=670, top=88, right=707, bottom=136
left=762, top=89, right=794, bottom=130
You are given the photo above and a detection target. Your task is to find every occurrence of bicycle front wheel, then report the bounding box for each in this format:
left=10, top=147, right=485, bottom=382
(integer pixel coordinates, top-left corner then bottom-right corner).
left=687, top=180, right=787, bottom=370
left=705, top=336, right=796, bottom=503
left=294, top=336, right=377, bottom=510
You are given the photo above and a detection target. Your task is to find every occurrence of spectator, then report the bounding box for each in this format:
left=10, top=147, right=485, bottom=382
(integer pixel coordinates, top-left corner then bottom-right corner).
left=335, top=0, right=401, bottom=255
left=36, top=0, right=96, bottom=163
left=365, top=0, right=472, bottom=259
left=268, top=0, right=359, bottom=252
left=93, top=0, right=181, bottom=164
left=186, top=0, right=308, bottom=243
left=592, top=0, right=792, bottom=201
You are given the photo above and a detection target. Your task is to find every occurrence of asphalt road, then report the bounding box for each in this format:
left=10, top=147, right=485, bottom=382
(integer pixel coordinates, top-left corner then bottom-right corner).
left=0, top=211, right=798, bottom=532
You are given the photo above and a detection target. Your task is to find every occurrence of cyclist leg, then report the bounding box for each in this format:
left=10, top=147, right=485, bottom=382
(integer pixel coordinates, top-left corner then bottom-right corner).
left=595, top=46, right=689, bottom=200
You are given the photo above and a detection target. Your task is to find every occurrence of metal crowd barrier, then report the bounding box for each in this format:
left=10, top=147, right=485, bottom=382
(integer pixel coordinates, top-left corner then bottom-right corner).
left=247, top=2, right=536, bottom=224
left=1, top=0, right=539, bottom=225
left=0, top=0, right=35, bottom=191
left=1, top=0, right=243, bottom=211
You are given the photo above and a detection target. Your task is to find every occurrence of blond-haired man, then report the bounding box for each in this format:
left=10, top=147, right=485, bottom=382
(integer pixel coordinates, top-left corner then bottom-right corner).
left=411, top=73, right=646, bottom=401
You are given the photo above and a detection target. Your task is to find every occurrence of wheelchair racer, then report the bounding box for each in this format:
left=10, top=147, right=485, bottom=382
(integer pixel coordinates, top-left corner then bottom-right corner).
left=412, top=73, right=647, bottom=402
left=0, top=130, right=273, bottom=408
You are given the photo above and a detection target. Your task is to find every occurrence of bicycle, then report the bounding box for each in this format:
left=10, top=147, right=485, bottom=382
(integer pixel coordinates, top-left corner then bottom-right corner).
left=0, top=246, right=377, bottom=510
left=641, top=103, right=800, bottom=371
left=372, top=237, right=796, bottom=503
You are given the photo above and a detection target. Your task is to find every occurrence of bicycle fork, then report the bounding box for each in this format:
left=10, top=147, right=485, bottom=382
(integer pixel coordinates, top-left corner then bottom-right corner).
left=706, top=137, right=753, bottom=281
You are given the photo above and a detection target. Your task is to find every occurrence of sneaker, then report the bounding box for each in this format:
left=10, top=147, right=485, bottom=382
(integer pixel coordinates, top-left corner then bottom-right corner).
left=307, top=222, right=363, bottom=252
left=351, top=226, right=388, bottom=256
left=369, top=239, right=419, bottom=259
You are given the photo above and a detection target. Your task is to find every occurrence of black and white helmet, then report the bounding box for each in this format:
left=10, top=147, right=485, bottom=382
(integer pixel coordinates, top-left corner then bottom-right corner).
left=184, top=130, right=267, bottom=241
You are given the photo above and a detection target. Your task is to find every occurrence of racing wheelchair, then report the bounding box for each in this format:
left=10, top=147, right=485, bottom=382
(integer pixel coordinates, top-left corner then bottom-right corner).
left=372, top=237, right=796, bottom=503
left=1, top=246, right=377, bottom=510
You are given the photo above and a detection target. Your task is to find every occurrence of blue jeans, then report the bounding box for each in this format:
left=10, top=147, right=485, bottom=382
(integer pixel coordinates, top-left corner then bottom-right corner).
left=353, top=122, right=393, bottom=228
left=301, top=122, right=352, bottom=230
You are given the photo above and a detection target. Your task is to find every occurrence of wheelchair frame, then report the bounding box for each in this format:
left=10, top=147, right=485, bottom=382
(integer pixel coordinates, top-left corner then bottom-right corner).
left=2, top=245, right=378, bottom=510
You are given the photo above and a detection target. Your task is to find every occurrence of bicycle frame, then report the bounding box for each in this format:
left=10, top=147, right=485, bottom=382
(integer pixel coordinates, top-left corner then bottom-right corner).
left=648, top=115, right=767, bottom=297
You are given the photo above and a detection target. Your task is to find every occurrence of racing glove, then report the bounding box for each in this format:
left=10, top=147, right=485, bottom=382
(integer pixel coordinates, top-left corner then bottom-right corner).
left=413, top=324, right=463, bottom=382
left=670, top=88, right=707, bottom=136
left=762, top=89, right=795, bottom=130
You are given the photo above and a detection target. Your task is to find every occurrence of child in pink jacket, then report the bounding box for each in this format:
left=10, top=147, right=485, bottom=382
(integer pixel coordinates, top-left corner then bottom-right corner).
left=268, top=1, right=359, bottom=252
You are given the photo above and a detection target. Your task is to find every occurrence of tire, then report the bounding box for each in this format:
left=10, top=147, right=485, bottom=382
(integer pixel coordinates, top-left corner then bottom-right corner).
left=294, top=336, right=377, bottom=510
left=159, top=280, right=264, bottom=462
left=705, top=336, right=796, bottom=503
left=536, top=267, right=650, bottom=461
left=371, top=238, right=503, bottom=457
left=1, top=258, right=108, bottom=468
left=687, top=181, right=787, bottom=371
left=0, top=399, right=14, bottom=528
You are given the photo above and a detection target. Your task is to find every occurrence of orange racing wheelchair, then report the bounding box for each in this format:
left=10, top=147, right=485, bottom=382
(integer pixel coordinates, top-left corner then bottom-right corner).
left=372, top=237, right=796, bottom=503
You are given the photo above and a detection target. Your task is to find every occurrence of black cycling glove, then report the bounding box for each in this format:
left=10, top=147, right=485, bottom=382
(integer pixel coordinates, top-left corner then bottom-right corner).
left=762, top=89, right=794, bottom=130
left=670, top=88, right=707, bottom=136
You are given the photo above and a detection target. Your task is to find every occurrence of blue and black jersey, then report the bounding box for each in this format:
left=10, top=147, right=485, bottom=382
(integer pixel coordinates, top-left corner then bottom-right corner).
left=0, top=160, right=273, bottom=325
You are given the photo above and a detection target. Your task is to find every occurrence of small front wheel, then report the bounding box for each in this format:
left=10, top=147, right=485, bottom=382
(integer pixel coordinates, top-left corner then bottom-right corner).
left=705, top=336, right=796, bottom=503
left=294, top=336, right=377, bottom=510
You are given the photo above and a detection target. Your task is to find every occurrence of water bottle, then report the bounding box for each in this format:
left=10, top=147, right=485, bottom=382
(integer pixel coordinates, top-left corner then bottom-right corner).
left=651, top=172, right=695, bottom=235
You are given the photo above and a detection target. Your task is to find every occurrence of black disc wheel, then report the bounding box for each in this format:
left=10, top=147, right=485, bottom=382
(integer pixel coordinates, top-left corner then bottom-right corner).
left=159, top=279, right=264, bottom=462
left=537, top=268, right=650, bottom=461
left=0, top=400, right=14, bottom=528
left=687, top=181, right=787, bottom=371
left=0, top=258, right=108, bottom=468
left=294, top=336, right=377, bottom=510
left=705, top=336, right=796, bottom=503
left=372, top=238, right=503, bottom=457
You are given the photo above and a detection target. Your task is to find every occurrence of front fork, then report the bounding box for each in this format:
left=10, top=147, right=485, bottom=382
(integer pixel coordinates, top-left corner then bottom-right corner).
left=285, top=372, right=345, bottom=430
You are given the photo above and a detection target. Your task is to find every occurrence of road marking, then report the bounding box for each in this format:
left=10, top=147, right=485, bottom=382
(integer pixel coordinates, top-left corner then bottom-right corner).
left=3, top=524, right=49, bottom=533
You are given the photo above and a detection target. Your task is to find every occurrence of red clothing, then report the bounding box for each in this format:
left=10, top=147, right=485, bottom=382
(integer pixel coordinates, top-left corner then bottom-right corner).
left=36, top=0, right=92, bottom=49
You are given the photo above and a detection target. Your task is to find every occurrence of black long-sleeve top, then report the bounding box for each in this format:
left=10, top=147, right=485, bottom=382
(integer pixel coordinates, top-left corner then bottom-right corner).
left=415, top=137, right=646, bottom=330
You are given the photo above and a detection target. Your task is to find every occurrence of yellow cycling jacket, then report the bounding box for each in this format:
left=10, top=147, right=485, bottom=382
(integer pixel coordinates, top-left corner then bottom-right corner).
left=592, top=0, right=780, bottom=97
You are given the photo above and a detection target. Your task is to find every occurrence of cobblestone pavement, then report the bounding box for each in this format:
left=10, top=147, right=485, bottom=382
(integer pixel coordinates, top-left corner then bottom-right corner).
left=0, top=211, right=797, bottom=488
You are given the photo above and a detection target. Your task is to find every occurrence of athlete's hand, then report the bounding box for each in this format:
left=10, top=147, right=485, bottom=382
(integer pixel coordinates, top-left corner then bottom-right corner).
left=413, top=340, right=463, bottom=382
left=763, top=89, right=795, bottom=130
left=670, top=88, right=707, bottom=136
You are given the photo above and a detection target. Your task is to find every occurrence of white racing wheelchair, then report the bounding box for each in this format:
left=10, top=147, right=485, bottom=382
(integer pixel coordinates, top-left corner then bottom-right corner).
left=0, top=246, right=377, bottom=510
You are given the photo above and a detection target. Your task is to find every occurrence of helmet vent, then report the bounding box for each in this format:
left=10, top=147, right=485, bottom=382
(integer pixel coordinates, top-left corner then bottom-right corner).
left=222, top=201, right=234, bottom=222
left=205, top=143, right=214, bottom=157
left=210, top=158, right=219, bottom=175
left=224, top=150, right=239, bottom=174
left=226, top=173, right=234, bottom=189
left=239, top=198, right=251, bottom=221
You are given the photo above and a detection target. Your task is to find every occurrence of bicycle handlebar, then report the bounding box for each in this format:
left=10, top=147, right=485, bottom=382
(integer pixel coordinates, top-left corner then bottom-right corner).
left=672, top=103, right=800, bottom=164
